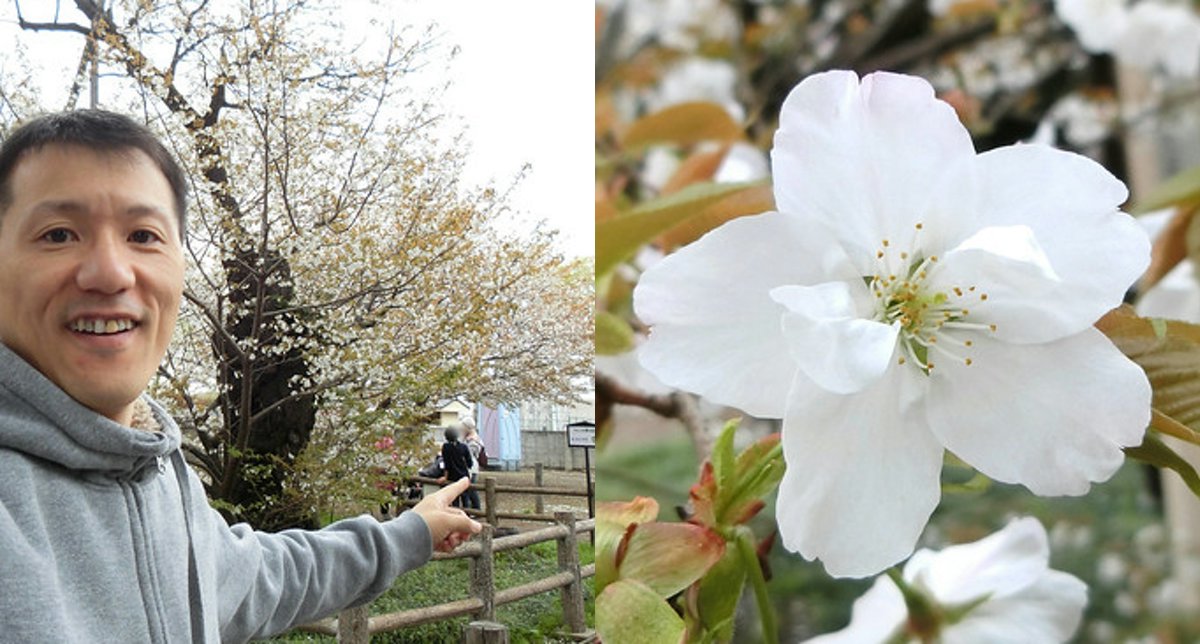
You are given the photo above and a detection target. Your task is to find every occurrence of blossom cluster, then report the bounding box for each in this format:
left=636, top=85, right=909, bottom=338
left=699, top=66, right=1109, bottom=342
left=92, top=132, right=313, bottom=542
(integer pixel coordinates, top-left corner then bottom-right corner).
left=1055, top=0, right=1200, bottom=78
left=633, top=69, right=1151, bottom=577
left=804, top=518, right=1088, bottom=643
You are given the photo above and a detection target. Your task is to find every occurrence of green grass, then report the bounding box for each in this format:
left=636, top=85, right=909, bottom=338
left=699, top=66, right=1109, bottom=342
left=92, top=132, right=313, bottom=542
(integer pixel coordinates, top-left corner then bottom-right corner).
left=274, top=539, right=594, bottom=643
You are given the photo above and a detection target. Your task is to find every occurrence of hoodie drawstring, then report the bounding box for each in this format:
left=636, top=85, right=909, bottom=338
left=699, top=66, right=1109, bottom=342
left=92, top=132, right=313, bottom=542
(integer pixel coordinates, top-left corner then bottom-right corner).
left=171, top=450, right=206, bottom=642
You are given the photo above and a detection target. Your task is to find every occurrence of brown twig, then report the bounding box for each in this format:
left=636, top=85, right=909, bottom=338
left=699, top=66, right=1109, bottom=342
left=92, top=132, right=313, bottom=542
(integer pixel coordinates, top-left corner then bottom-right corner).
left=596, top=371, right=714, bottom=463
left=595, top=371, right=679, bottom=417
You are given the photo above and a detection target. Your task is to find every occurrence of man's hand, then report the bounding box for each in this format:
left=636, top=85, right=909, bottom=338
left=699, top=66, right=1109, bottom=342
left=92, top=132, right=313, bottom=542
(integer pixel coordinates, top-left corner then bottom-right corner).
left=412, top=477, right=482, bottom=552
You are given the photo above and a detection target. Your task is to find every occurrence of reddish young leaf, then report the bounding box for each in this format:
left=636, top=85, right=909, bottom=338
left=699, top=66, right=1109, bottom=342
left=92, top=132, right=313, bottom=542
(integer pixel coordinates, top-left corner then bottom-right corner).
left=617, top=521, right=727, bottom=598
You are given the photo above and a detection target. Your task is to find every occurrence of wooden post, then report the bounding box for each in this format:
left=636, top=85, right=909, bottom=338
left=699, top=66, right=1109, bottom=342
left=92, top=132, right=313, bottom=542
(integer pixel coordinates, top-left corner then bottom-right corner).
left=555, top=511, right=586, bottom=634
left=470, top=524, right=496, bottom=621
left=336, top=604, right=369, bottom=644
left=485, top=476, right=499, bottom=528
left=534, top=463, right=545, bottom=515
left=464, top=620, right=509, bottom=644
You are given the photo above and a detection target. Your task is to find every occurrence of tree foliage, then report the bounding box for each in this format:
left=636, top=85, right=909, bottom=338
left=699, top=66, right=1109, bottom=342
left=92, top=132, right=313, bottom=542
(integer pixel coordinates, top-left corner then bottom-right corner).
left=3, top=0, right=593, bottom=529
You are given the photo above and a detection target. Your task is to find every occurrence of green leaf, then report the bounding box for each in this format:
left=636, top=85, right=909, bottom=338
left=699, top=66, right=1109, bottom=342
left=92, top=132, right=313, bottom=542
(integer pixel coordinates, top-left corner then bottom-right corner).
left=622, top=101, right=744, bottom=150
left=599, top=496, right=661, bottom=525
left=1151, top=408, right=1200, bottom=448
left=689, top=546, right=747, bottom=643
left=596, top=310, right=635, bottom=355
left=595, top=181, right=763, bottom=278
left=691, top=423, right=785, bottom=528
left=597, top=497, right=661, bottom=593
left=1125, top=433, right=1200, bottom=499
left=942, top=470, right=992, bottom=495
left=712, top=420, right=738, bottom=509
left=722, top=433, right=784, bottom=525
left=595, top=520, right=623, bottom=594
left=597, top=580, right=686, bottom=644
left=617, top=521, right=726, bottom=598
left=1133, top=163, right=1200, bottom=213
left=657, top=182, right=775, bottom=252
left=1152, top=317, right=1169, bottom=340
left=1097, top=307, right=1200, bottom=435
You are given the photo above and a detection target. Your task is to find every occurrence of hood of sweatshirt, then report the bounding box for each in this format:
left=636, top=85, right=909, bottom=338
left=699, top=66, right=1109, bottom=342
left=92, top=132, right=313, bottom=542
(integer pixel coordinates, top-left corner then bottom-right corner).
left=0, top=342, right=180, bottom=476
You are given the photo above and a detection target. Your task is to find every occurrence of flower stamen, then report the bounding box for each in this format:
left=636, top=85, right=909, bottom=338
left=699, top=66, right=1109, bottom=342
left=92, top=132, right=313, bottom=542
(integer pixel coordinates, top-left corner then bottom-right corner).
left=868, top=235, right=995, bottom=375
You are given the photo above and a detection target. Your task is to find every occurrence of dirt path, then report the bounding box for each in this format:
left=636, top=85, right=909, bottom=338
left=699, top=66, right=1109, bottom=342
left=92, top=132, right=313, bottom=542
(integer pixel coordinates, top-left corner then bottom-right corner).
left=477, top=467, right=593, bottom=532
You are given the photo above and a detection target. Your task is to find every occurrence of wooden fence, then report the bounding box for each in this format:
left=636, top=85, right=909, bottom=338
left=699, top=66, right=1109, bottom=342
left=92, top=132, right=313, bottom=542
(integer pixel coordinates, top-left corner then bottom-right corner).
left=298, top=511, right=595, bottom=642
left=401, top=464, right=594, bottom=527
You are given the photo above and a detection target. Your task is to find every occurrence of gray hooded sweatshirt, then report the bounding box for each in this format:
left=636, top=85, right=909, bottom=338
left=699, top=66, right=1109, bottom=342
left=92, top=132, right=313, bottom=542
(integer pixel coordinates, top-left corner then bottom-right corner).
left=0, top=344, right=432, bottom=642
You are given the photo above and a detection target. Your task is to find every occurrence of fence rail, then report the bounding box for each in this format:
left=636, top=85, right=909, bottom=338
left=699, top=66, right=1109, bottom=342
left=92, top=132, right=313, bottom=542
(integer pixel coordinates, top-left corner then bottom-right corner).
left=299, top=513, right=595, bottom=642
left=399, top=467, right=593, bottom=528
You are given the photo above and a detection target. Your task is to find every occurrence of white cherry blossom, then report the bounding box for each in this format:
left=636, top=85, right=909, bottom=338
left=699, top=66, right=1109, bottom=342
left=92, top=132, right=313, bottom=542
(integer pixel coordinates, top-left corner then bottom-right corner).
left=633, top=70, right=1151, bottom=577
left=1115, top=1, right=1200, bottom=79
left=1055, top=0, right=1130, bottom=53
left=803, top=517, right=1088, bottom=643
left=1055, top=0, right=1200, bottom=78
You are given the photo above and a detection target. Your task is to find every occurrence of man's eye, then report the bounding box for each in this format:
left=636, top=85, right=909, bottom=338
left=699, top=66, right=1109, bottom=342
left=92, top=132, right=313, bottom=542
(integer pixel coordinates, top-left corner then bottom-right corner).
left=129, top=230, right=163, bottom=244
left=41, top=228, right=76, bottom=243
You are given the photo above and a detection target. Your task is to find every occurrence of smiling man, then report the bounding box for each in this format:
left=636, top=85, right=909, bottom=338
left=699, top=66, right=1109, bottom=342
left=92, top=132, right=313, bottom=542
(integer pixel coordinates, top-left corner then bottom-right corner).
left=0, top=110, right=480, bottom=642
left=0, top=139, right=184, bottom=426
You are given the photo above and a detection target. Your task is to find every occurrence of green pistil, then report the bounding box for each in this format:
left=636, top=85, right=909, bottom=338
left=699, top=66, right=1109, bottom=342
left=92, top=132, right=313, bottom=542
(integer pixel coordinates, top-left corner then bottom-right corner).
left=870, top=236, right=987, bottom=373
left=874, top=278, right=952, bottom=374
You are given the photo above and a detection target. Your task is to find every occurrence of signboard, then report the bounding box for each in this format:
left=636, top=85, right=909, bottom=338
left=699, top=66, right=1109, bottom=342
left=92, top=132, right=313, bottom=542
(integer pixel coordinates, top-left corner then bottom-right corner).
left=566, top=421, right=596, bottom=448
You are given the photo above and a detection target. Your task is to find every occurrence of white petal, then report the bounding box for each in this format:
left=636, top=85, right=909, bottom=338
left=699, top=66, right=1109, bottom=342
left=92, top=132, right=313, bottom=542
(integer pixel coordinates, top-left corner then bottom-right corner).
left=637, top=323, right=799, bottom=419
left=926, top=328, right=1150, bottom=496
left=801, top=576, right=907, bottom=643
left=776, top=367, right=943, bottom=578
left=952, top=225, right=1058, bottom=281
left=771, top=70, right=977, bottom=271
left=634, top=211, right=857, bottom=418
left=930, top=228, right=1070, bottom=345
left=942, top=569, right=1088, bottom=644
left=771, top=282, right=900, bottom=395
left=1055, top=0, right=1129, bottom=53
left=969, top=145, right=1149, bottom=341
left=905, top=517, right=1049, bottom=605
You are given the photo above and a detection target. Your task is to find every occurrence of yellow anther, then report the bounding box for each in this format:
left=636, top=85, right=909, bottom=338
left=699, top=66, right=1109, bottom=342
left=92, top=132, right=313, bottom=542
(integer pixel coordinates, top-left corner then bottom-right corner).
left=965, top=358, right=973, bottom=366
left=989, top=324, right=997, bottom=332
left=980, top=294, right=988, bottom=301
left=883, top=239, right=890, bottom=247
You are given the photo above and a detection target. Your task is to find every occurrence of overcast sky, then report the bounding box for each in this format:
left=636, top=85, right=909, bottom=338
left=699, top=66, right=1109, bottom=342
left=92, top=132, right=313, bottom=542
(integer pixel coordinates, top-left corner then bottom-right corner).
left=0, top=0, right=593, bottom=258
left=400, top=1, right=593, bottom=258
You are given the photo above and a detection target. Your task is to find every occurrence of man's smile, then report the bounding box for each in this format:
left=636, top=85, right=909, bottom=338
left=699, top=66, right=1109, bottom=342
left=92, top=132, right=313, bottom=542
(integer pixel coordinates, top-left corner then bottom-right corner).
left=68, top=317, right=139, bottom=335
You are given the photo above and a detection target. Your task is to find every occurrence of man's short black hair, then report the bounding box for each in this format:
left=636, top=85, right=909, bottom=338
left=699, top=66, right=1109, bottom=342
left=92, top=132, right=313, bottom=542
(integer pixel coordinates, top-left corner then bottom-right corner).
left=0, top=109, right=188, bottom=239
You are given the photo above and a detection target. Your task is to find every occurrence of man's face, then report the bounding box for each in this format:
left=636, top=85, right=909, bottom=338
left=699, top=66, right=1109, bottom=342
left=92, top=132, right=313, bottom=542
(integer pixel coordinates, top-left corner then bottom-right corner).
left=0, top=144, right=184, bottom=425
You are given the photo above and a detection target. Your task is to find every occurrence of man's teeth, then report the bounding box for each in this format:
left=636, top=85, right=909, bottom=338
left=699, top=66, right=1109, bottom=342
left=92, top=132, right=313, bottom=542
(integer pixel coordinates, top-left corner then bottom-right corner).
left=70, top=319, right=136, bottom=334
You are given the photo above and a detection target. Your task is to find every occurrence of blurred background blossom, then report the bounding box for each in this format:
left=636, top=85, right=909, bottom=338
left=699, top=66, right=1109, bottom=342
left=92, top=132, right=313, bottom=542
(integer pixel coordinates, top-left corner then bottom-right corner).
left=597, top=0, right=1200, bottom=640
